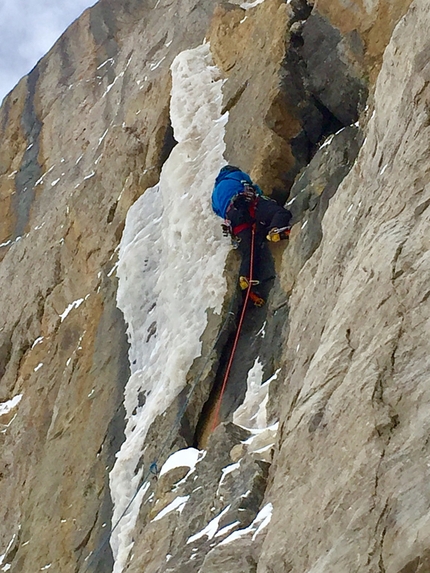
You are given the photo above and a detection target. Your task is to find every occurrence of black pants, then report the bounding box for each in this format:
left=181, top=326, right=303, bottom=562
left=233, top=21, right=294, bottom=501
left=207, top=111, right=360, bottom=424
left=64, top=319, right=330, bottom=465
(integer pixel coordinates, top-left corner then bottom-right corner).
left=227, top=196, right=292, bottom=282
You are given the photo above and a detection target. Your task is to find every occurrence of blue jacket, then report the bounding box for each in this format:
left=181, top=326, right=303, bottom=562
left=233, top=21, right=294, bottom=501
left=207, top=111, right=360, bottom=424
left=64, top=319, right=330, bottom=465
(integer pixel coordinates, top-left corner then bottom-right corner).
left=211, top=168, right=262, bottom=218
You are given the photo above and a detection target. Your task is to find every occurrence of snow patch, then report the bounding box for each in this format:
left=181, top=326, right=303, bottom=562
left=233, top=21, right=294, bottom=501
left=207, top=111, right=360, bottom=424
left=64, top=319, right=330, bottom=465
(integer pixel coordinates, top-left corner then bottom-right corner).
left=0, top=534, right=17, bottom=566
left=319, top=134, right=334, bottom=150
left=34, top=363, right=43, bottom=372
left=98, top=129, right=109, bottom=146
left=215, top=520, right=241, bottom=538
left=150, top=56, right=166, bottom=71
left=252, top=502, right=273, bottom=539
left=256, top=321, right=266, bottom=338
left=242, top=422, right=279, bottom=456
left=218, top=462, right=240, bottom=490
left=241, top=0, right=266, bottom=8
left=103, top=76, right=120, bottom=97
left=35, top=165, right=55, bottom=186
left=187, top=506, right=231, bottom=544
left=0, top=395, right=22, bottom=417
left=97, top=58, right=114, bottom=70
left=159, top=447, right=201, bottom=477
left=234, top=363, right=280, bottom=429
left=59, top=298, right=84, bottom=322
left=152, top=496, right=189, bottom=522
left=219, top=502, right=273, bottom=545
left=110, top=43, right=229, bottom=573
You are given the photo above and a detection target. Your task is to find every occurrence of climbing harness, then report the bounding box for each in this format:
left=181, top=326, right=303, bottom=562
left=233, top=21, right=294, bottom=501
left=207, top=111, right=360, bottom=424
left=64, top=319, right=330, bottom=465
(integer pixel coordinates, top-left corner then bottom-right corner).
left=224, top=185, right=259, bottom=244
left=211, top=222, right=257, bottom=431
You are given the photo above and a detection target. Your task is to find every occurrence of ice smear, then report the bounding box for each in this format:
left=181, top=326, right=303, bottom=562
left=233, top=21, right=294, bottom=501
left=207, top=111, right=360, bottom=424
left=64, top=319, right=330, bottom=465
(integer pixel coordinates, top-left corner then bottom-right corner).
left=152, top=495, right=189, bottom=522
left=234, top=363, right=280, bottom=429
left=0, top=395, right=22, bottom=417
left=219, top=503, right=273, bottom=545
left=110, top=43, right=229, bottom=573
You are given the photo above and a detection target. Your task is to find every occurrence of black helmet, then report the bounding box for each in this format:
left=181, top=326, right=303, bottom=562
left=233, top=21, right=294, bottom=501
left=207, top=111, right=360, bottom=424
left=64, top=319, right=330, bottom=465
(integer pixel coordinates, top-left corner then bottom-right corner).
left=219, top=164, right=241, bottom=174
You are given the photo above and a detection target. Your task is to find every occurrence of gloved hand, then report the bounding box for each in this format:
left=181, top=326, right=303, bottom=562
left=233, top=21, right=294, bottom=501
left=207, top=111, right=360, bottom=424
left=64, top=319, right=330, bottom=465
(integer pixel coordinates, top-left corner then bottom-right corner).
left=221, top=223, right=231, bottom=237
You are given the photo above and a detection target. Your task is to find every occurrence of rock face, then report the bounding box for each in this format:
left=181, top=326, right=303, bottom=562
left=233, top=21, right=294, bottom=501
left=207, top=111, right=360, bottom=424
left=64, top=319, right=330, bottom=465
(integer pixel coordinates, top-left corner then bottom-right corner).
left=0, top=0, right=429, bottom=573
left=261, top=4, right=430, bottom=571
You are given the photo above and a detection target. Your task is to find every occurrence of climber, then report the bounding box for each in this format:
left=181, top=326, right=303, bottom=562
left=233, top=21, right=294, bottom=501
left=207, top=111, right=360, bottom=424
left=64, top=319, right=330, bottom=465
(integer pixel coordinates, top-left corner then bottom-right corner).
left=212, top=165, right=292, bottom=307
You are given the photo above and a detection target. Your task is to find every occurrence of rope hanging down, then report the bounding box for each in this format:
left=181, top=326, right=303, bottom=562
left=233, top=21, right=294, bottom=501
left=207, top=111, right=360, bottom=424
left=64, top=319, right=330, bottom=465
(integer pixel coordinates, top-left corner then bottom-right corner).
left=82, top=291, right=237, bottom=572
left=211, top=222, right=256, bottom=431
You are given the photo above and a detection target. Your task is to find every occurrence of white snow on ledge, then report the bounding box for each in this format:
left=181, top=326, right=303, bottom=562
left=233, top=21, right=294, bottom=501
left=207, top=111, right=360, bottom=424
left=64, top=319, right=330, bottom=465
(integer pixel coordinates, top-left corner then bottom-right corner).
left=233, top=364, right=280, bottom=430
left=159, top=447, right=201, bottom=477
left=110, top=42, right=229, bottom=573
left=59, top=298, right=84, bottom=322
left=219, top=502, right=273, bottom=545
left=0, top=395, right=22, bottom=417
left=187, top=505, right=231, bottom=544
left=241, top=0, right=266, bottom=8
left=152, top=495, right=190, bottom=522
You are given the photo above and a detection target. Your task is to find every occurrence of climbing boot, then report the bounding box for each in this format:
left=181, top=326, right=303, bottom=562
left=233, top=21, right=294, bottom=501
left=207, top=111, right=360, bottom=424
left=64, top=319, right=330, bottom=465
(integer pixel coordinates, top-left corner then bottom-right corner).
left=266, top=226, right=291, bottom=243
left=239, top=276, right=260, bottom=291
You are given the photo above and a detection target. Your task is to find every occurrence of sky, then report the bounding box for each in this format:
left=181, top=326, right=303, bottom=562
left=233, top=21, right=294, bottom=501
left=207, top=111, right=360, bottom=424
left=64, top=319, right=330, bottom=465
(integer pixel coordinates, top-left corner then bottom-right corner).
left=0, top=0, right=97, bottom=104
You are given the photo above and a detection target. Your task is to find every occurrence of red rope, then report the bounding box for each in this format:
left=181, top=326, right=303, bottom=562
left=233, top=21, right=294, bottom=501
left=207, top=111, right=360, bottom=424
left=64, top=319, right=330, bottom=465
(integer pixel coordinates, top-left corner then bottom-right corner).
left=211, top=222, right=256, bottom=432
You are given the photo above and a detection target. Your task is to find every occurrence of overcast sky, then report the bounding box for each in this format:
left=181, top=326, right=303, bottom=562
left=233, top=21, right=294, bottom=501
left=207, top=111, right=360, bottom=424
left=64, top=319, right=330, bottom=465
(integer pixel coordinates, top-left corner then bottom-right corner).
left=0, top=0, right=97, bottom=104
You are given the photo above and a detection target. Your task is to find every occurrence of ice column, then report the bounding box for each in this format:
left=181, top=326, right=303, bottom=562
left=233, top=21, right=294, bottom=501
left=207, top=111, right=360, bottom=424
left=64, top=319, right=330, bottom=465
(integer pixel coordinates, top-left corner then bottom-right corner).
left=110, top=43, right=229, bottom=572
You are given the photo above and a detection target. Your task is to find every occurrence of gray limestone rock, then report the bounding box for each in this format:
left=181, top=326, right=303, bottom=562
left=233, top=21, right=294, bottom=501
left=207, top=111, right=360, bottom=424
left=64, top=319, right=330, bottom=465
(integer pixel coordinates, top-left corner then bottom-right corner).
left=301, top=12, right=368, bottom=126
left=0, top=0, right=427, bottom=573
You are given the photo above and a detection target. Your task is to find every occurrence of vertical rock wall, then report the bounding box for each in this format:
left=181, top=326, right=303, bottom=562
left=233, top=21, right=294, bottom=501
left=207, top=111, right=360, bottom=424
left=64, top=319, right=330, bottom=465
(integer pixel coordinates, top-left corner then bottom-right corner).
left=260, top=2, right=430, bottom=572
left=0, top=0, right=427, bottom=572
left=0, top=1, right=216, bottom=571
